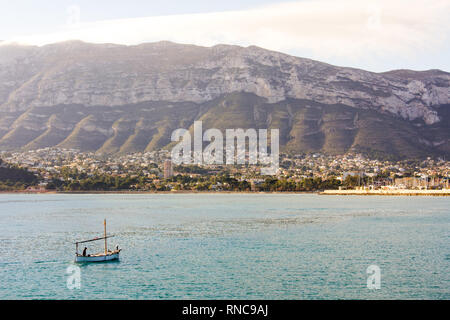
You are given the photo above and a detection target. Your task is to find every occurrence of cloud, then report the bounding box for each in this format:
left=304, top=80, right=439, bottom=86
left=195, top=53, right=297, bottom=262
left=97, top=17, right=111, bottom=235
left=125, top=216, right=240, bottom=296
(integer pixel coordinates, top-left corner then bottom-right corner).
left=4, top=0, right=449, bottom=69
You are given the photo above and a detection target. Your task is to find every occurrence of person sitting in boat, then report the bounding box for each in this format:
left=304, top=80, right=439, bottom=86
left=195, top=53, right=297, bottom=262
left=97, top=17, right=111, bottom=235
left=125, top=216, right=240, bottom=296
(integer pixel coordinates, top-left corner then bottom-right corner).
left=82, top=247, right=88, bottom=256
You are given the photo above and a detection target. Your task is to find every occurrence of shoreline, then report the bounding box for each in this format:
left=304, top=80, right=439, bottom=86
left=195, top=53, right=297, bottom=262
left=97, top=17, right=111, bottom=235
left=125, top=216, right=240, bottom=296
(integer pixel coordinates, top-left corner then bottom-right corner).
left=0, top=189, right=449, bottom=196
left=320, top=189, right=450, bottom=196
left=0, top=190, right=318, bottom=195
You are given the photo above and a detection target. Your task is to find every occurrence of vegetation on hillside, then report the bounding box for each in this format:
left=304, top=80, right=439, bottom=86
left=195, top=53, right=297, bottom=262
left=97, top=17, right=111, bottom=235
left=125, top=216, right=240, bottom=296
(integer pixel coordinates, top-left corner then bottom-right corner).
left=43, top=166, right=345, bottom=192
left=0, top=158, right=38, bottom=190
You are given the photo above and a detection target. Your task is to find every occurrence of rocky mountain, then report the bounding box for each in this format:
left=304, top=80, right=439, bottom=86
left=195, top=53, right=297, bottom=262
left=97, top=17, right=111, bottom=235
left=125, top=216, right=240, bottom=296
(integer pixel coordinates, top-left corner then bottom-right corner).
left=0, top=40, right=448, bottom=158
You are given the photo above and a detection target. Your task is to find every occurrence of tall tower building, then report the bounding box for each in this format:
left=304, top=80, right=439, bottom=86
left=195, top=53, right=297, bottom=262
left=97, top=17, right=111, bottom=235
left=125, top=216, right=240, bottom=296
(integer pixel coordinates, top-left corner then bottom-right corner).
left=163, top=160, right=173, bottom=179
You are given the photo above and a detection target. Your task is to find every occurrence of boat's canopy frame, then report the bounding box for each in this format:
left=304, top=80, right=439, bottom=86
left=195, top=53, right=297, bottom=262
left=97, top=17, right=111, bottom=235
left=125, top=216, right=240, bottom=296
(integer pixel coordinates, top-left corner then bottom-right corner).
left=75, top=235, right=115, bottom=245
left=75, top=235, right=115, bottom=255
left=75, top=219, right=115, bottom=256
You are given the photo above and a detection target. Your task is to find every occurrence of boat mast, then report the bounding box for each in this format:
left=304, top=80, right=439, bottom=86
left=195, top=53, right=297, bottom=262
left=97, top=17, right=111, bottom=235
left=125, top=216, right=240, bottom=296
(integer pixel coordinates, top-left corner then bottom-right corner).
left=104, top=219, right=107, bottom=254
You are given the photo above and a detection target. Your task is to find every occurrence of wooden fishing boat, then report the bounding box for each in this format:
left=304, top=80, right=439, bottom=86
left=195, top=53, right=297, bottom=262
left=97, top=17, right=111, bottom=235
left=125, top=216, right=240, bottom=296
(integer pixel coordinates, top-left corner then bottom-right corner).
left=75, top=219, right=121, bottom=263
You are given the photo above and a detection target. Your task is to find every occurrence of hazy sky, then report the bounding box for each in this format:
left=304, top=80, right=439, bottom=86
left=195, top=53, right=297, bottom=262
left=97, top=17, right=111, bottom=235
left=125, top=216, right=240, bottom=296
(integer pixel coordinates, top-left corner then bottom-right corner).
left=1, top=0, right=449, bottom=72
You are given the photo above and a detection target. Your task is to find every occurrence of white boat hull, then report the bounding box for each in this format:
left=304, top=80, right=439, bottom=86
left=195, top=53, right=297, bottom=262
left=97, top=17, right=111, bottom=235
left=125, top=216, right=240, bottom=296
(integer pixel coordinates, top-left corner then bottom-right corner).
left=75, top=251, right=120, bottom=263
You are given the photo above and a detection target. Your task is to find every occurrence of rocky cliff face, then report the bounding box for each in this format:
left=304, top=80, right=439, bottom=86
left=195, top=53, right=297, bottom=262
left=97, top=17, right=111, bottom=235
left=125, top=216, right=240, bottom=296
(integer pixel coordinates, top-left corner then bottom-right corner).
left=0, top=40, right=448, bottom=158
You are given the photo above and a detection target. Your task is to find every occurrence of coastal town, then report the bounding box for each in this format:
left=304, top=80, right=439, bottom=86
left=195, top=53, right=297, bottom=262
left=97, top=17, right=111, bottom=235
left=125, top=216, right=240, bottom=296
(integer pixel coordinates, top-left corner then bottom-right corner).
left=0, top=147, right=449, bottom=193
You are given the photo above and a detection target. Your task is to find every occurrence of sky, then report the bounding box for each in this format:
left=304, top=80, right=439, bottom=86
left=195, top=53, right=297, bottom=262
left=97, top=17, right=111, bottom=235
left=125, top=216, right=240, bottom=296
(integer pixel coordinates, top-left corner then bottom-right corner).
left=0, top=0, right=449, bottom=72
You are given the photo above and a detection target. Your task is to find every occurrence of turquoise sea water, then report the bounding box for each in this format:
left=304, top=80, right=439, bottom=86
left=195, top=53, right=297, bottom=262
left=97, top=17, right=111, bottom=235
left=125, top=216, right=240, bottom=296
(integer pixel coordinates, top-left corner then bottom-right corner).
left=0, top=193, right=448, bottom=300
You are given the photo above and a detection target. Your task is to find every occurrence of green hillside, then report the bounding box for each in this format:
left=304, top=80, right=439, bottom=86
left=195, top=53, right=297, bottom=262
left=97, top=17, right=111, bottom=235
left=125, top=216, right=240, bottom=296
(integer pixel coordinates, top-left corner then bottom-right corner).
left=0, top=158, right=38, bottom=189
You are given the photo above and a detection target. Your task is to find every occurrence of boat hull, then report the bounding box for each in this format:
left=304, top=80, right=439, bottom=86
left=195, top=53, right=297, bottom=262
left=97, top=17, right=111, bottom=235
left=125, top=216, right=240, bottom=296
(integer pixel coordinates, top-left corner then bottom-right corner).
left=75, top=252, right=119, bottom=263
